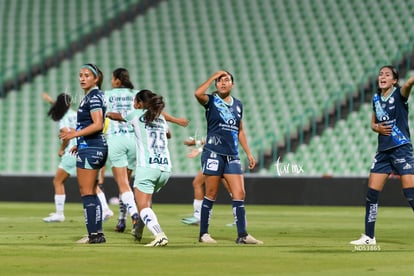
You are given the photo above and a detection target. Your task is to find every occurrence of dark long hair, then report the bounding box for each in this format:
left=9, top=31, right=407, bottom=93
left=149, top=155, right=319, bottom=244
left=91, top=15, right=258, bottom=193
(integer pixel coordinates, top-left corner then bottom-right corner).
left=135, top=89, right=165, bottom=124
left=47, top=93, right=71, bottom=121
left=97, top=66, right=104, bottom=89
left=113, top=68, right=134, bottom=89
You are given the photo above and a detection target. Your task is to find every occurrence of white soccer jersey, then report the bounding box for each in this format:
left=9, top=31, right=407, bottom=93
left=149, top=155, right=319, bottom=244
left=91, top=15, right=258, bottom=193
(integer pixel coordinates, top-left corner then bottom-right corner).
left=125, top=109, right=171, bottom=172
left=104, top=88, right=136, bottom=137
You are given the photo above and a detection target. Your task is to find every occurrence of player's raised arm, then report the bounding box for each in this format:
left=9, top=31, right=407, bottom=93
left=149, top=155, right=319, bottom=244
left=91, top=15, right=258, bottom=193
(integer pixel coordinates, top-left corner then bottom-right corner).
left=194, top=70, right=228, bottom=105
left=401, top=74, right=414, bottom=98
left=42, top=92, right=55, bottom=104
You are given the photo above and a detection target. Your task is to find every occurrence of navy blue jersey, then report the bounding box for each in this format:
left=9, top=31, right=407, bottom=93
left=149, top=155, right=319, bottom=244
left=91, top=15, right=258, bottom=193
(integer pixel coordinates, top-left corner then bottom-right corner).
left=76, top=87, right=107, bottom=149
left=203, top=94, right=242, bottom=156
left=372, top=87, right=411, bottom=151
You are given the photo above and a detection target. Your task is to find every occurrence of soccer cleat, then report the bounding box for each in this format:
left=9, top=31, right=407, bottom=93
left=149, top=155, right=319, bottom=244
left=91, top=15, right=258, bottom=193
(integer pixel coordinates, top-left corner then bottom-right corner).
left=43, top=213, right=65, bottom=222
left=144, top=233, right=168, bottom=247
left=76, top=235, right=90, bottom=244
left=132, top=214, right=145, bottom=242
left=88, top=233, right=106, bottom=244
left=350, top=234, right=376, bottom=245
left=181, top=216, right=200, bottom=225
left=236, top=234, right=263, bottom=244
left=114, top=219, right=126, bottom=232
left=102, top=209, right=114, bottom=221
left=199, top=233, right=217, bottom=243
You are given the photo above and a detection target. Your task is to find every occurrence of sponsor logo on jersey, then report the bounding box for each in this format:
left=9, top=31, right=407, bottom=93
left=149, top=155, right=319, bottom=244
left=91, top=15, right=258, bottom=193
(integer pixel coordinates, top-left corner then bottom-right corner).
left=207, top=136, right=222, bottom=145
left=109, top=95, right=134, bottom=103
left=206, top=158, right=219, bottom=171
left=394, top=158, right=406, bottom=164
left=403, top=163, right=412, bottom=170
left=149, top=157, right=169, bottom=165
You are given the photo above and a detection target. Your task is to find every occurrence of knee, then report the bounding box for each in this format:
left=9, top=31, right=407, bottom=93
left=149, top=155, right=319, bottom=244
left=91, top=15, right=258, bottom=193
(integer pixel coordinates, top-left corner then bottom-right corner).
left=228, top=183, right=245, bottom=200
left=79, top=184, right=96, bottom=196
left=52, top=179, right=62, bottom=187
left=231, top=190, right=245, bottom=200
left=192, top=180, right=201, bottom=189
left=205, top=187, right=218, bottom=200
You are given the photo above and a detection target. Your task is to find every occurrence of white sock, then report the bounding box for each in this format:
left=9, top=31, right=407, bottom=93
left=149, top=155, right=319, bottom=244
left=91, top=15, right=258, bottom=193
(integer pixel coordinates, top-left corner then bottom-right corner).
left=140, top=207, right=163, bottom=236
left=193, top=199, right=202, bottom=220
left=121, top=191, right=138, bottom=216
left=97, top=191, right=110, bottom=211
left=55, top=194, right=65, bottom=215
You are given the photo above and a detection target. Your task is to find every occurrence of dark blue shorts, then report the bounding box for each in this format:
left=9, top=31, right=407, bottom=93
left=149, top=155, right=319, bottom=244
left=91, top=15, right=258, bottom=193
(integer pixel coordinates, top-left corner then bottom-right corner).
left=201, top=149, right=242, bottom=176
left=370, top=143, right=414, bottom=175
left=76, top=147, right=108, bottom=170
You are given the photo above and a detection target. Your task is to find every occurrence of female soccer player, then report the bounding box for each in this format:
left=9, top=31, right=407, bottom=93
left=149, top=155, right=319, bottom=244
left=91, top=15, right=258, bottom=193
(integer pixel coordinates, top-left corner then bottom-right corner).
left=351, top=65, right=414, bottom=245
left=42, top=92, right=77, bottom=222
left=107, top=89, right=172, bottom=247
left=104, top=68, right=142, bottom=233
left=42, top=92, right=113, bottom=224
left=194, top=70, right=262, bottom=244
left=60, top=63, right=108, bottom=244
left=105, top=68, right=189, bottom=234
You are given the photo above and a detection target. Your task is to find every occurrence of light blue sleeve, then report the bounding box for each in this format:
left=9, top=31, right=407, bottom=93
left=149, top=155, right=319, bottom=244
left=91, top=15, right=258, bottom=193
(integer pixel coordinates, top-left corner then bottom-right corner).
left=124, top=109, right=142, bottom=122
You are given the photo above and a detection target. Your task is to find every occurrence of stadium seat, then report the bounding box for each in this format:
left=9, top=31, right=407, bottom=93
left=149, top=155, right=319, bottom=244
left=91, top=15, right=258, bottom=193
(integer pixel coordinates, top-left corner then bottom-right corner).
left=2, top=0, right=414, bottom=175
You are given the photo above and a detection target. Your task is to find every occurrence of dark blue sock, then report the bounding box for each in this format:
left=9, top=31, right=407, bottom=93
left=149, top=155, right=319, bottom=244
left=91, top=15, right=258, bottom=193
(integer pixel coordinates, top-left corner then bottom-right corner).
left=403, top=188, right=414, bottom=210
left=199, top=197, right=214, bottom=237
left=82, top=195, right=99, bottom=235
left=96, top=196, right=103, bottom=233
left=365, top=188, right=380, bottom=239
left=233, top=200, right=247, bottom=237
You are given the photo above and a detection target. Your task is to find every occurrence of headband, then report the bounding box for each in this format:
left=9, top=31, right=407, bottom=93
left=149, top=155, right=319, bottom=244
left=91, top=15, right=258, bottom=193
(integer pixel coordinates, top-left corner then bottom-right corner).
left=81, top=64, right=98, bottom=77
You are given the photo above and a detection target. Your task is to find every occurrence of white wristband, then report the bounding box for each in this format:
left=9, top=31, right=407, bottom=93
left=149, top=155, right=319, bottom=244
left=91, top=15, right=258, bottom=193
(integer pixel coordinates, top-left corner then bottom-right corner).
left=195, top=140, right=202, bottom=147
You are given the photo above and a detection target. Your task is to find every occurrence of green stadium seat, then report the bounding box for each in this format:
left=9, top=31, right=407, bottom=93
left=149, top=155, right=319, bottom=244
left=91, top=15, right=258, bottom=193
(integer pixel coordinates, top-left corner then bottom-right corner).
left=2, top=0, right=414, bottom=175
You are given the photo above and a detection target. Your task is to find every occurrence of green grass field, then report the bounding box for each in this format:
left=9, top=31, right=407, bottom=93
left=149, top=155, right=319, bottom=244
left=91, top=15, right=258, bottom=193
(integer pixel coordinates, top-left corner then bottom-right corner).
left=1, top=202, right=414, bottom=275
